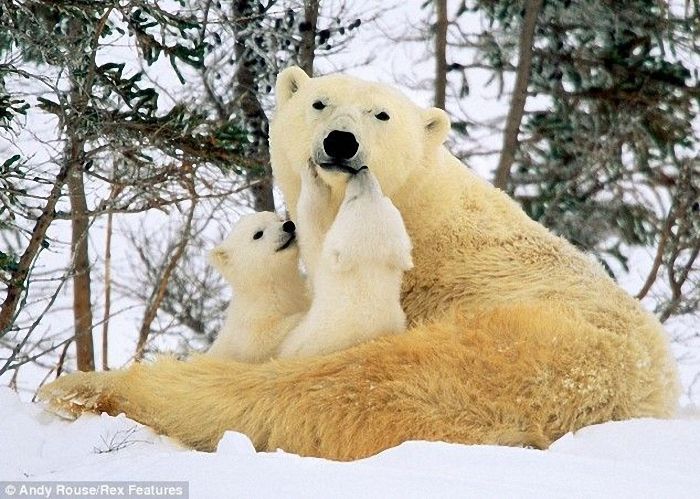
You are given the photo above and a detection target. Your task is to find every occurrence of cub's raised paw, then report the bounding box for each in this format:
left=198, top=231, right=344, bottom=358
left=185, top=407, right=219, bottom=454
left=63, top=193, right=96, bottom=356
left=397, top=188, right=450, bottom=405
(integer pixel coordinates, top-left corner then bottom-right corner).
left=345, top=167, right=382, bottom=201
left=303, top=160, right=326, bottom=186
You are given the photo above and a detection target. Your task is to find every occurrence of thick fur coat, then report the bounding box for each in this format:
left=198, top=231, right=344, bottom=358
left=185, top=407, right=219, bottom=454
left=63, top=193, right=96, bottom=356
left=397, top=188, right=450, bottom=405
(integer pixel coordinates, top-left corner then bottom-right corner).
left=40, top=67, right=680, bottom=461
left=206, top=212, right=307, bottom=362
left=278, top=166, right=412, bottom=357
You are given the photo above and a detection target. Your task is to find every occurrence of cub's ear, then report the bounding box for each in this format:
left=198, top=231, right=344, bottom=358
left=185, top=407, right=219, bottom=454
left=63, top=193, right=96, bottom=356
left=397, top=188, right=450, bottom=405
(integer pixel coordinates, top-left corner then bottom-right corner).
left=423, top=107, right=451, bottom=145
left=208, top=246, right=230, bottom=272
left=275, top=66, right=310, bottom=107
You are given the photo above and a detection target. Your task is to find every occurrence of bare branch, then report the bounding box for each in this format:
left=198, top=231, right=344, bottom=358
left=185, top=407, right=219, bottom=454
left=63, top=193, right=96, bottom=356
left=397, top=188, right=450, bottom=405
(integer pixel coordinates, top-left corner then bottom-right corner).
left=135, top=174, right=198, bottom=360
left=636, top=206, right=675, bottom=300
left=493, top=0, right=544, bottom=190
left=0, top=163, right=69, bottom=335
left=434, top=0, right=448, bottom=110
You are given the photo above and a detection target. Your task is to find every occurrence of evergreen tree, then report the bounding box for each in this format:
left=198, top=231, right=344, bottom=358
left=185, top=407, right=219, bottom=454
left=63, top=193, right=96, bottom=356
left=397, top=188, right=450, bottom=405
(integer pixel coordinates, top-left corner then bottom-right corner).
left=446, top=0, right=699, bottom=320
left=0, top=0, right=250, bottom=372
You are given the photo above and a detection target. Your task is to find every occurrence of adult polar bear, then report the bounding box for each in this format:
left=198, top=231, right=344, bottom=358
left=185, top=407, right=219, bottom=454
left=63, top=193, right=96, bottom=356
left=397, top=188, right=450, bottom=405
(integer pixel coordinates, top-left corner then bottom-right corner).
left=40, top=67, right=679, bottom=460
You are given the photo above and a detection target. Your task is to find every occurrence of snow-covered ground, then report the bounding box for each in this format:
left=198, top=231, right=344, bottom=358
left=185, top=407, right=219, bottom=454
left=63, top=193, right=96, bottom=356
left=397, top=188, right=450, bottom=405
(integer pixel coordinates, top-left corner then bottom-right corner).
left=2, top=388, right=699, bottom=498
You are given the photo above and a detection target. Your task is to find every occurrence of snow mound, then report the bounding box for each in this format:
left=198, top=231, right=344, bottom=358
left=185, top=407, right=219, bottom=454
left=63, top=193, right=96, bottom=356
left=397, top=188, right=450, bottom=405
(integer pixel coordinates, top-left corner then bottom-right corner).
left=2, top=388, right=699, bottom=498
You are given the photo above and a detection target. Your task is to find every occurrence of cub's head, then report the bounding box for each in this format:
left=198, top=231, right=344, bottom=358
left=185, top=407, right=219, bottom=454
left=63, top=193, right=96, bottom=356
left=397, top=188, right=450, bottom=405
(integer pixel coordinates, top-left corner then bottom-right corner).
left=269, top=67, right=450, bottom=214
left=209, top=212, right=299, bottom=288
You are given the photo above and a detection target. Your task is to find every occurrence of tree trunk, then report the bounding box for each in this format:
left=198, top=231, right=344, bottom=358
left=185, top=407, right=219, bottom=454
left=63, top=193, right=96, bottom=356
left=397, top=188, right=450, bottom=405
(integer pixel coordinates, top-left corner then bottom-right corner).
left=299, top=0, right=320, bottom=76
left=66, top=140, right=95, bottom=372
left=434, top=0, right=448, bottom=110
left=232, top=0, right=275, bottom=212
left=493, top=0, right=543, bottom=191
left=101, top=208, right=113, bottom=370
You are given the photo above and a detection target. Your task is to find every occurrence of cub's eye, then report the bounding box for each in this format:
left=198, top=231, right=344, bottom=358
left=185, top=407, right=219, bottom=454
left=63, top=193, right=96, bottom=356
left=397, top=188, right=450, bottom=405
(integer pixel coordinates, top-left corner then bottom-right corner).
left=312, top=100, right=326, bottom=110
left=253, top=231, right=264, bottom=240
left=375, top=111, right=390, bottom=121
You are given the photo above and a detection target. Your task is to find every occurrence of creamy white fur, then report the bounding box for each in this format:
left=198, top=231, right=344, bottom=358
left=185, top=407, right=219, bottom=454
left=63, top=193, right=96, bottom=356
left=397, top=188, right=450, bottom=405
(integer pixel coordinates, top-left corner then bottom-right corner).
left=295, top=161, right=337, bottom=286
left=278, top=165, right=412, bottom=358
left=40, top=68, right=679, bottom=459
left=207, top=212, right=308, bottom=362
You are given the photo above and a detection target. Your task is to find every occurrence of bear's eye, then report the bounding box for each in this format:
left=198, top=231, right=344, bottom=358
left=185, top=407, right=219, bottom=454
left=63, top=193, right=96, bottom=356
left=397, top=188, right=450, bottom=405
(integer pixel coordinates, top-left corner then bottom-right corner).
left=312, top=100, right=326, bottom=110
left=253, top=231, right=264, bottom=240
left=375, top=111, right=390, bottom=121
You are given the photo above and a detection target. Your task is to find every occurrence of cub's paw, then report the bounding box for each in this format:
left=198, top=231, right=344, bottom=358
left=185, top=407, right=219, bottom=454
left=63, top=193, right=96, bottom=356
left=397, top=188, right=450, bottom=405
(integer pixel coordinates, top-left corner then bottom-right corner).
left=344, top=168, right=382, bottom=201
left=303, top=160, right=329, bottom=189
left=300, top=161, right=332, bottom=205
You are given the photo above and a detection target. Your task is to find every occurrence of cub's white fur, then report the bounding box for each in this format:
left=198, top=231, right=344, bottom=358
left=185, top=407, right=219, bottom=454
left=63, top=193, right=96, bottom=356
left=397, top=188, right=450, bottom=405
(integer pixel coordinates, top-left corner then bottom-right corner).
left=295, top=161, right=338, bottom=286
left=207, top=212, right=308, bottom=362
left=278, top=166, right=413, bottom=358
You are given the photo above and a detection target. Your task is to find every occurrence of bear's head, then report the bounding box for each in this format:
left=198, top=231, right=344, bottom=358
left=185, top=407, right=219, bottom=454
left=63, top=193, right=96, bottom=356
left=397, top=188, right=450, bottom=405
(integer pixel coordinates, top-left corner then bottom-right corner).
left=209, top=212, right=300, bottom=289
left=269, top=67, right=451, bottom=214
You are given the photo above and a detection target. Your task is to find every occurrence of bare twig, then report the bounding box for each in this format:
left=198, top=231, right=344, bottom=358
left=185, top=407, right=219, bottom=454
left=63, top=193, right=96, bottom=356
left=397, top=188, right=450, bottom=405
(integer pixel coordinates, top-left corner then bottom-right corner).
left=134, top=173, right=198, bottom=360
left=434, top=0, right=448, bottom=110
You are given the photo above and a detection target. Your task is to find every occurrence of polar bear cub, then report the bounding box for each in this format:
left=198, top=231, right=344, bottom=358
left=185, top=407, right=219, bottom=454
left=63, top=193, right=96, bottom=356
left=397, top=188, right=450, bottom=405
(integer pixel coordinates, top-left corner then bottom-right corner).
left=207, top=212, right=308, bottom=362
left=278, top=165, right=413, bottom=358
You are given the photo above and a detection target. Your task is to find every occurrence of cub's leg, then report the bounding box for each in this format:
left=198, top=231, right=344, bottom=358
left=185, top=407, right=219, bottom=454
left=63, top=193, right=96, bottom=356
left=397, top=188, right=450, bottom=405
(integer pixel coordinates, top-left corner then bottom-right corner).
left=296, top=161, right=337, bottom=282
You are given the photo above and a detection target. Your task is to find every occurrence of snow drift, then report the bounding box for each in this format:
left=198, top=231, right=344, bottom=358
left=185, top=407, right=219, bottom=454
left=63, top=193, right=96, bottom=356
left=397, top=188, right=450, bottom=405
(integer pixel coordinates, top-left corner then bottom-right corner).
left=2, top=388, right=699, bottom=498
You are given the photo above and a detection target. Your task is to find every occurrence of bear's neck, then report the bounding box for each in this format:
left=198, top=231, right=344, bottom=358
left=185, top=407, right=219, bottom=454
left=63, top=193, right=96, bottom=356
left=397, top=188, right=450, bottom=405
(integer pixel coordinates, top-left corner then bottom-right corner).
left=391, top=149, right=494, bottom=324
left=392, top=150, right=466, bottom=236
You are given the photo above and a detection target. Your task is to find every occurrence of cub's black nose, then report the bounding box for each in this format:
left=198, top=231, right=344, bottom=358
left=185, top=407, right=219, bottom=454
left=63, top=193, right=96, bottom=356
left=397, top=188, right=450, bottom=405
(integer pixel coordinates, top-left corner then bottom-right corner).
left=282, top=220, right=296, bottom=234
left=323, top=130, right=359, bottom=160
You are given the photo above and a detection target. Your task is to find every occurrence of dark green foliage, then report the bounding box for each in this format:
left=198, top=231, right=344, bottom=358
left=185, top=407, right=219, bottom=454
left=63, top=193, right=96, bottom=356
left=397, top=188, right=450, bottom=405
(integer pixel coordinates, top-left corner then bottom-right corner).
left=0, top=0, right=247, bottom=173
left=0, top=0, right=254, bottom=362
left=0, top=92, right=29, bottom=129
left=0, top=150, right=28, bottom=235
left=469, top=0, right=699, bottom=276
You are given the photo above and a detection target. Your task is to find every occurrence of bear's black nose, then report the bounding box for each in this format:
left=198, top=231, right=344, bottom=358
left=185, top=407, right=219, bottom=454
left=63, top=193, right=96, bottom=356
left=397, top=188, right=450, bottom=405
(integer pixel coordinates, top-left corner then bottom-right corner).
left=282, top=220, right=295, bottom=234
left=323, top=130, right=359, bottom=160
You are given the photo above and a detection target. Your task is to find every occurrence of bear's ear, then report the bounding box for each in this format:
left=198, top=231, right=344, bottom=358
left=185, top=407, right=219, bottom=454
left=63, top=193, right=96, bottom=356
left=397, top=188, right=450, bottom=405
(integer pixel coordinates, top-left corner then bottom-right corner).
left=276, top=66, right=310, bottom=107
left=423, top=107, right=451, bottom=145
left=208, top=246, right=231, bottom=272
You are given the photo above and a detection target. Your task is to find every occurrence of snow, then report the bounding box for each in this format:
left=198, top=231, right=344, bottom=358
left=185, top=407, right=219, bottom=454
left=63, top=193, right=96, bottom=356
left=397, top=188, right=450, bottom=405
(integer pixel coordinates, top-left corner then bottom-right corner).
left=2, top=388, right=699, bottom=498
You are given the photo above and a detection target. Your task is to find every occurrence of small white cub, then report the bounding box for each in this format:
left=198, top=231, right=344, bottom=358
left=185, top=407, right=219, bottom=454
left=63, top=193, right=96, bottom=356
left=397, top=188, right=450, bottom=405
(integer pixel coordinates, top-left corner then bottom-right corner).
left=207, top=212, right=308, bottom=362
left=278, top=166, right=413, bottom=358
